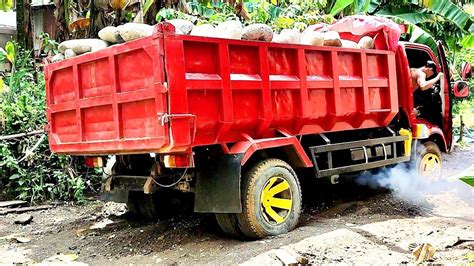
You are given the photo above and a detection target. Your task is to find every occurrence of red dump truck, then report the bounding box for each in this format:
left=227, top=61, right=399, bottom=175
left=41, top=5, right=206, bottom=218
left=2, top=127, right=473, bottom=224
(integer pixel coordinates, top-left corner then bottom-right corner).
left=45, top=19, right=470, bottom=238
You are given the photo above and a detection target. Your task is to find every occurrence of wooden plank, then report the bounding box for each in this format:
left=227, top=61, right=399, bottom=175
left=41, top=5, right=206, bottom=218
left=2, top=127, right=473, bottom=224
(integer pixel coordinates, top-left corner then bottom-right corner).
left=0, top=205, right=53, bottom=215
left=273, top=249, right=299, bottom=266
left=0, top=200, right=27, bottom=208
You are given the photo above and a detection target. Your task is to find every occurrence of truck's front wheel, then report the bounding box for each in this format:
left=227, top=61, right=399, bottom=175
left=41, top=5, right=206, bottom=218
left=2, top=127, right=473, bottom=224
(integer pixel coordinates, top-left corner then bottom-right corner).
left=237, top=159, right=302, bottom=239
left=417, top=141, right=442, bottom=180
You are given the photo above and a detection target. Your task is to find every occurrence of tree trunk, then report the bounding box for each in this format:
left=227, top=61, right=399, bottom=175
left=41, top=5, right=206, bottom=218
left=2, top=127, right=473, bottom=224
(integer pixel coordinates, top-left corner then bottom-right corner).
left=144, top=0, right=164, bottom=24
left=16, top=0, right=33, bottom=50
left=54, top=0, right=69, bottom=42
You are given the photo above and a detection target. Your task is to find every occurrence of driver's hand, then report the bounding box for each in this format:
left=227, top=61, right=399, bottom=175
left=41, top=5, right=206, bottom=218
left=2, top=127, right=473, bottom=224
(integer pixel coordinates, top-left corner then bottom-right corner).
left=438, top=72, right=444, bottom=79
left=413, top=107, right=421, bottom=117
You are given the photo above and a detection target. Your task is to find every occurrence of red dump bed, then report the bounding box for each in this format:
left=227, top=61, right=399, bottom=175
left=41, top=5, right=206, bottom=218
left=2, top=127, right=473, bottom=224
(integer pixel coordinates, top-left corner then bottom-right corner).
left=45, top=23, right=398, bottom=155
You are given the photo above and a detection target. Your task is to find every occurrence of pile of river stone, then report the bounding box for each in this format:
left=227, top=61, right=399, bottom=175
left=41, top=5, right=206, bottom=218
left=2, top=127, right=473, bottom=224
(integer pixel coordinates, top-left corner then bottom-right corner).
left=51, top=20, right=374, bottom=63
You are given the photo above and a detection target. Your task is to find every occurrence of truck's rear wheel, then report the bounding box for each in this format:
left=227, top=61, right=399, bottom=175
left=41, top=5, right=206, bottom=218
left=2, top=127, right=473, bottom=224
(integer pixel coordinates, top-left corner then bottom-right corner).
left=126, top=191, right=159, bottom=220
left=237, top=159, right=301, bottom=239
left=215, top=213, right=242, bottom=237
left=417, top=141, right=442, bottom=180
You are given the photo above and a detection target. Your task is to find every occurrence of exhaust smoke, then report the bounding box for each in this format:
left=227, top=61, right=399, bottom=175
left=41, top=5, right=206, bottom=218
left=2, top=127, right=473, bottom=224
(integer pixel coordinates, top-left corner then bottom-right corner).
left=355, top=164, right=474, bottom=208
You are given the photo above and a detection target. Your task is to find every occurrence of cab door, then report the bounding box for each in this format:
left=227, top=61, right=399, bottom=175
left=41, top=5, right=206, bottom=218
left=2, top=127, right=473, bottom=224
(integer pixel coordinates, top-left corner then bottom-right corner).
left=436, top=41, right=453, bottom=151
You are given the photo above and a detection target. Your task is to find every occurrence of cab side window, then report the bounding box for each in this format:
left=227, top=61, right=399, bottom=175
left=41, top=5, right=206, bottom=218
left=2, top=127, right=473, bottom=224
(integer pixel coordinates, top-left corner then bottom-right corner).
left=405, top=49, right=433, bottom=69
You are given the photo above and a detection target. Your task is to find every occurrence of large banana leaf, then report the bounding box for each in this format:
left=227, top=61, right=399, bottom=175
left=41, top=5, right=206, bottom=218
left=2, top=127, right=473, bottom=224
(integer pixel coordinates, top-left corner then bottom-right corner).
left=330, top=0, right=371, bottom=16
left=461, top=35, right=474, bottom=49
left=0, top=0, right=13, bottom=12
left=419, top=0, right=473, bottom=33
left=377, top=14, right=438, bottom=56
left=330, top=0, right=354, bottom=16
left=376, top=6, right=438, bottom=25
left=354, top=0, right=371, bottom=14
left=143, top=0, right=155, bottom=14
left=408, top=24, right=438, bottom=56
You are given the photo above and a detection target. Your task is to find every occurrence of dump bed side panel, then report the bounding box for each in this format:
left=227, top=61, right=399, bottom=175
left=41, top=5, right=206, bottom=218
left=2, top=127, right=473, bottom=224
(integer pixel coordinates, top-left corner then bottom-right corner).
left=163, top=34, right=398, bottom=149
left=46, top=35, right=169, bottom=155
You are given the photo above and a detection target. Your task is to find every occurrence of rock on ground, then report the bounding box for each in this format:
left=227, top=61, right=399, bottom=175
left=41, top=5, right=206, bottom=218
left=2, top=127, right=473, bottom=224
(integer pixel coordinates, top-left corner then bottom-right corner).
left=244, top=215, right=474, bottom=265
left=101, top=202, right=127, bottom=217
left=14, top=214, right=33, bottom=225
left=243, top=228, right=408, bottom=265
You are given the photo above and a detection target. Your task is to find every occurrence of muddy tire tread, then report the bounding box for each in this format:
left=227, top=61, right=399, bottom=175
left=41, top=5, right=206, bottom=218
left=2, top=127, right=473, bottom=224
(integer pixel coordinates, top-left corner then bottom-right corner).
left=215, top=213, right=242, bottom=237
left=237, top=158, right=301, bottom=239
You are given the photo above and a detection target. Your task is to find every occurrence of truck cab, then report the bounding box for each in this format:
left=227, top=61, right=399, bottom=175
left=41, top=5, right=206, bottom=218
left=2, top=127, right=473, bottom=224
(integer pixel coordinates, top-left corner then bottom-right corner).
left=394, top=41, right=469, bottom=178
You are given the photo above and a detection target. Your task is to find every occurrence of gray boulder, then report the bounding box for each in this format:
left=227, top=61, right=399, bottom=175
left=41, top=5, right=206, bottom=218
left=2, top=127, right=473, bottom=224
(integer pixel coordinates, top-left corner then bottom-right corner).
left=241, top=24, right=273, bottom=42
left=216, top=20, right=243, bottom=39
left=118, top=23, right=154, bottom=42
left=14, top=214, right=33, bottom=225
left=58, top=39, right=108, bottom=54
left=168, top=19, right=194, bottom=35
left=98, top=26, right=124, bottom=43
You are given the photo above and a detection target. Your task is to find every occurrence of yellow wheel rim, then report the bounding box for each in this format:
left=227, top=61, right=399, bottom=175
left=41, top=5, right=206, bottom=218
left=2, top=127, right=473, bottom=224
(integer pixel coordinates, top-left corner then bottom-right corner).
left=419, top=153, right=441, bottom=179
left=260, top=176, right=292, bottom=225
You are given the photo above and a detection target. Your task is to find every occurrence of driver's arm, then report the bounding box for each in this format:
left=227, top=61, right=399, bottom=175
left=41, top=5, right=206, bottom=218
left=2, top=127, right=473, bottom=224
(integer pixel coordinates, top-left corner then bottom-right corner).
left=418, top=72, right=443, bottom=91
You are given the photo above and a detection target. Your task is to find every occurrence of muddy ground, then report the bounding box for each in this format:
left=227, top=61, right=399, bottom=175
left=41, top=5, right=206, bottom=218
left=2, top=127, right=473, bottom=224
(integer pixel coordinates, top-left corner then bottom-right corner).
left=0, top=145, right=473, bottom=265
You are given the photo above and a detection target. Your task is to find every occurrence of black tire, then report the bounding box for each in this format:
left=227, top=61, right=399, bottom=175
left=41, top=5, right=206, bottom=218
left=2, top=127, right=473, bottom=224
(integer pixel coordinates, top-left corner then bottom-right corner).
left=237, top=159, right=302, bottom=239
left=215, top=213, right=242, bottom=237
left=416, top=141, right=442, bottom=180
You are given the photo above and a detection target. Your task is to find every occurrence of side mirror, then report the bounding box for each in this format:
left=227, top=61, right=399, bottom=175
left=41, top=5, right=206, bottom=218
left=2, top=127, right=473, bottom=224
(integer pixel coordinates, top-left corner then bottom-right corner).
left=461, top=62, right=472, bottom=80
left=453, top=81, right=470, bottom=98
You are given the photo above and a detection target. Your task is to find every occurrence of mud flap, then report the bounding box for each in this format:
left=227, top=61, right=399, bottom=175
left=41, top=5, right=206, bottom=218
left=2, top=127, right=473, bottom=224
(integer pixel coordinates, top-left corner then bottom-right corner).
left=194, top=154, right=243, bottom=213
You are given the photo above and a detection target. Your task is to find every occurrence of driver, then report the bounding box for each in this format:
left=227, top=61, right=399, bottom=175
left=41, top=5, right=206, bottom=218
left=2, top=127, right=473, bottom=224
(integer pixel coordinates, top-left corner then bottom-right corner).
left=411, top=61, right=444, bottom=91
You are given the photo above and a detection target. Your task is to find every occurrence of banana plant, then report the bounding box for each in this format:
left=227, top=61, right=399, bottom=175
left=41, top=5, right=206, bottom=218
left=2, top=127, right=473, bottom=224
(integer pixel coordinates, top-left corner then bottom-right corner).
left=419, top=0, right=472, bottom=33
left=328, top=0, right=371, bottom=16
left=0, top=41, right=15, bottom=65
left=369, top=0, right=474, bottom=50
left=0, top=0, right=13, bottom=12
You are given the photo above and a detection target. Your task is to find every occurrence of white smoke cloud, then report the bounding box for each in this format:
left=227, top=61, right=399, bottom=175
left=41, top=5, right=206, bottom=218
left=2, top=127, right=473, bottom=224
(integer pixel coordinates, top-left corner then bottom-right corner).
left=355, top=164, right=474, bottom=207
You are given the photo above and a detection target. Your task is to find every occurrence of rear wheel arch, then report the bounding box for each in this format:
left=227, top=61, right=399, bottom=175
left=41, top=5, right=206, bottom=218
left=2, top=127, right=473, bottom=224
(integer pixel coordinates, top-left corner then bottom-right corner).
left=242, top=145, right=309, bottom=173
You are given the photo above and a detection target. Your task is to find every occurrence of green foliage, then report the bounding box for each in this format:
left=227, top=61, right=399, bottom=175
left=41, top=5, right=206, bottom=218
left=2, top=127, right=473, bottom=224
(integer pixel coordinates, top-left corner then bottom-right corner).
left=0, top=0, right=13, bottom=12
left=0, top=45, right=100, bottom=203
left=330, top=0, right=355, bottom=16
left=0, top=41, right=15, bottom=65
left=143, top=0, right=155, bottom=15
left=461, top=35, right=474, bottom=49
left=369, top=0, right=474, bottom=52
left=39, top=32, right=59, bottom=56
left=155, top=0, right=333, bottom=32
left=419, top=0, right=472, bottom=33
left=450, top=48, right=473, bottom=121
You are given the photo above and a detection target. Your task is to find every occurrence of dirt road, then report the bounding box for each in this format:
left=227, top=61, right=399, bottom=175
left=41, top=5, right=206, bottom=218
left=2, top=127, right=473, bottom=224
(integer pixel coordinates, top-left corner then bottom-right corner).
left=1, top=145, right=473, bottom=264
